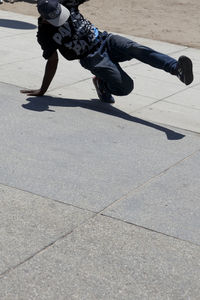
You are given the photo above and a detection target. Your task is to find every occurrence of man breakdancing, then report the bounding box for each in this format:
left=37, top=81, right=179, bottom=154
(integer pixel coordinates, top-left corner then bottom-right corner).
left=21, top=0, right=194, bottom=104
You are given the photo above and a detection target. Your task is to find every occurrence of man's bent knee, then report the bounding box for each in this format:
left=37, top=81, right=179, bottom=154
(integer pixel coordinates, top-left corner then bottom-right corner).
left=112, top=79, right=134, bottom=96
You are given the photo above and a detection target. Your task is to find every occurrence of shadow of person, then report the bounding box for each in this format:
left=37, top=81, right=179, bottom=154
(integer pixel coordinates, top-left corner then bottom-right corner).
left=22, top=95, right=185, bottom=141
left=0, top=19, right=36, bottom=30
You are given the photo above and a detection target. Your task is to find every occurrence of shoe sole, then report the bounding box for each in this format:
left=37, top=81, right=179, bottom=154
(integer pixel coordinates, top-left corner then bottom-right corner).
left=178, top=56, right=194, bottom=85
left=92, top=77, right=115, bottom=103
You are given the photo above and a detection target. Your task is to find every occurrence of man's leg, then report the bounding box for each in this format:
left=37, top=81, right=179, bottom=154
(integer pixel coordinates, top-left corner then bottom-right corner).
left=80, top=42, right=134, bottom=100
left=107, top=34, right=193, bottom=85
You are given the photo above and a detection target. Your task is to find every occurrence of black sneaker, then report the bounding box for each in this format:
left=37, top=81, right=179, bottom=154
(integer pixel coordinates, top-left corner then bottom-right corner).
left=93, top=77, right=115, bottom=104
left=176, top=56, right=193, bottom=85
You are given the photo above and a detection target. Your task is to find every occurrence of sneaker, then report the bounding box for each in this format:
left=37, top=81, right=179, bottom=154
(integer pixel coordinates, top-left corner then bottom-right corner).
left=93, top=77, right=115, bottom=104
left=0, top=0, right=3, bottom=4
left=176, top=56, right=193, bottom=85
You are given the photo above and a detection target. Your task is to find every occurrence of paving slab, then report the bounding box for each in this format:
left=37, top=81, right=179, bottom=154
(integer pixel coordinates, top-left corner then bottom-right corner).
left=0, top=215, right=200, bottom=300
left=0, top=56, right=90, bottom=90
left=1, top=82, right=200, bottom=212
left=0, top=32, right=40, bottom=65
left=104, top=150, right=200, bottom=245
left=133, top=101, right=200, bottom=133
left=0, top=183, right=93, bottom=276
left=193, top=84, right=200, bottom=91
left=164, top=87, right=200, bottom=110
left=128, top=73, right=184, bottom=99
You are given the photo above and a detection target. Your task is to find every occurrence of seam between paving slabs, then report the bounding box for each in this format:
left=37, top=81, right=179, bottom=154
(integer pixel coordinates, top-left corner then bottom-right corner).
left=1, top=203, right=200, bottom=281
left=0, top=182, right=95, bottom=214
left=1, top=197, right=200, bottom=281
left=48, top=76, right=95, bottom=93
left=100, top=214, right=200, bottom=248
left=1, top=148, right=200, bottom=279
left=132, top=83, right=196, bottom=110
left=0, top=210, right=95, bottom=280
left=156, top=83, right=200, bottom=104
left=99, top=148, right=200, bottom=216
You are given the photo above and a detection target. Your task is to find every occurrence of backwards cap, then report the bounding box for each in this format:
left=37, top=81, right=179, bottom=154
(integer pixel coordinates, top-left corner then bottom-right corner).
left=37, top=0, right=70, bottom=27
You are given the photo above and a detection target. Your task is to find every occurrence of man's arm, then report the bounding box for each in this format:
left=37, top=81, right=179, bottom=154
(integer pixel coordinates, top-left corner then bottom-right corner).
left=20, top=51, right=59, bottom=96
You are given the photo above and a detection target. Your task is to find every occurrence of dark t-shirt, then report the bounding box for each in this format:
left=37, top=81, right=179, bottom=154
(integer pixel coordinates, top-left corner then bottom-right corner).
left=37, top=6, right=104, bottom=60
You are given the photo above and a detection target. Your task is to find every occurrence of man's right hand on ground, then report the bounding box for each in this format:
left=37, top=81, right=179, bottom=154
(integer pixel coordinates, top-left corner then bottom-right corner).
left=20, top=89, right=45, bottom=96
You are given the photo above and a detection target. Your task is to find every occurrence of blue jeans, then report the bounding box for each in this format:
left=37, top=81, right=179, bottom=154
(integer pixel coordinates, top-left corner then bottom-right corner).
left=80, top=34, right=178, bottom=96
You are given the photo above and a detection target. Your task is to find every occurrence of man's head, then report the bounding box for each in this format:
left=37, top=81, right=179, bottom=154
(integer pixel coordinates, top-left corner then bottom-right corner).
left=37, top=0, right=70, bottom=27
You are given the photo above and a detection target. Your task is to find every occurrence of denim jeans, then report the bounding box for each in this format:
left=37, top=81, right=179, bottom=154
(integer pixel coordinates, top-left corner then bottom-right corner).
left=80, top=33, right=178, bottom=96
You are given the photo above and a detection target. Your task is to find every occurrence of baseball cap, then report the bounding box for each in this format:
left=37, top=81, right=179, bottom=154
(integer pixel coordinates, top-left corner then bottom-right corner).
left=37, top=0, right=70, bottom=27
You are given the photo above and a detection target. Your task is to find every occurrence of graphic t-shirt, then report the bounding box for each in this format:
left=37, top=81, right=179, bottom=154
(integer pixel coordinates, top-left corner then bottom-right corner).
left=37, top=6, right=103, bottom=60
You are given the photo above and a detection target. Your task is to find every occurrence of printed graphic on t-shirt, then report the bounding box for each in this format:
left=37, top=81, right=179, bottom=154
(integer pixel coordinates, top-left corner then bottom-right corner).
left=53, top=8, right=99, bottom=58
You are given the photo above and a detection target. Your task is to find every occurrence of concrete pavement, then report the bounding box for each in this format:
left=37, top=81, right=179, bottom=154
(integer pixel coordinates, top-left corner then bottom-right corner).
left=0, top=10, right=200, bottom=299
